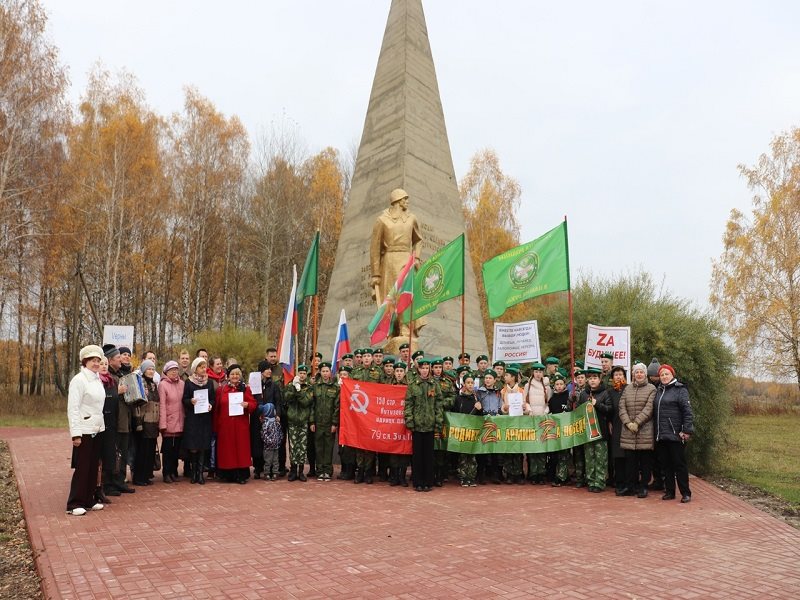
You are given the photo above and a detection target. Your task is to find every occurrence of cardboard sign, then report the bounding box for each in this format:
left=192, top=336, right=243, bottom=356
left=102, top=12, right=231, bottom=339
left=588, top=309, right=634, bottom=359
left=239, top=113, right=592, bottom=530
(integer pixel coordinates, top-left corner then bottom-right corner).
left=584, top=324, right=631, bottom=375
left=103, top=325, right=134, bottom=349
left=492, top=320, right=541, bottom=363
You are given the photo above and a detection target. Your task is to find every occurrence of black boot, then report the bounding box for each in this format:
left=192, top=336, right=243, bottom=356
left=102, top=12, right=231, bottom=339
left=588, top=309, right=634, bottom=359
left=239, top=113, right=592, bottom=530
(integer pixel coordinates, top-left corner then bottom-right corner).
left=364, top=470, right=373, bottom=484
left=354, top=468, right=364, bottom=484
left=340, top=464, right=354, bottom=480
left=399, top=467, right=409, bottom=487
left=288, top=464, right=298, bottom=482
left=389, top=468, right=400, bottom=487
left=191, top=456, right=199, bottom=484
left=297, top=466, right=307, bottom=482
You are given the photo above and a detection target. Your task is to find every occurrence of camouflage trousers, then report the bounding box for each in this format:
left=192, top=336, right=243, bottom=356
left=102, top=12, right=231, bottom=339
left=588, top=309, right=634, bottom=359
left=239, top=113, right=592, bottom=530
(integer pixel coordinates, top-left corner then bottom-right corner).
left=314, top=428, right=334, bottom=477
left=584, top=439, right=608, bottom=489
left=288, top=424, right=307, bottom=466
left=503, top=453, right=523, bottom=477
left=550, top=450, right=570, bottom=483
left=573, top=446, right=585, bottom=483
left=526, top=453, right=547, bottom=478
left=356, top=448, right=375, bottom=470
left=457, top=454, right=477, bottom=483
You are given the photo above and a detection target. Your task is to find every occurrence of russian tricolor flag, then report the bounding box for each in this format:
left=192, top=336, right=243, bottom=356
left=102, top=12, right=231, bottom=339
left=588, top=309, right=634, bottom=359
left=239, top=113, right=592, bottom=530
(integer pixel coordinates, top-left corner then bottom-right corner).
left=331, top=309, right=351, bottom=373
left=277, top=265, right=298, bottom=384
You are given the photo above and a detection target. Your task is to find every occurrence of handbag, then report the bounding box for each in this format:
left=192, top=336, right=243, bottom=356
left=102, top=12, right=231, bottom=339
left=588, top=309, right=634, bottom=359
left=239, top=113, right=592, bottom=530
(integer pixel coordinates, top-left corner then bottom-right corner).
left=154, top=441, right=162, bottom=471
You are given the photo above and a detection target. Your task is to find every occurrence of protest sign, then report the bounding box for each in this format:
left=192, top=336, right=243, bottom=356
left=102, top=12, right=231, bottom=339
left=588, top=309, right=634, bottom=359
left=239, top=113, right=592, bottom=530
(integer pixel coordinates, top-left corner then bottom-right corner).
left=492, top=320, right=541, bottom=363
left=584, top=324, right=631, bottom=374
left=103, top=325, right=134, bottom=348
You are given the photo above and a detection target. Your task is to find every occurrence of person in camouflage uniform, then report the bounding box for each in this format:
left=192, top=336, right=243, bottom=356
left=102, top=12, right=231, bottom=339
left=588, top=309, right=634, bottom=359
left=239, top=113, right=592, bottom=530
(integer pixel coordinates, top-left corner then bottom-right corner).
left=600, top=352, right=614, bottom=389
left=398, top=343, right=411, bottom=368
left=353, top=348, right=382, bottom=483
left=380, top=356, right=396, bottom=383
left=576, top=368, right=612, bottom=492
left=452, top=373, right=480, bottom=486
left=310, top=362, right=339, bottom=481
left=547, top=375, right=572, bottom=486
left=432, top=358, right=455, bottom=486
left=570, top=368, right=588, bottom=486
left=284, top=365, right=313, bottom=482
left=404, top=358, right=444, bottom=492
left=377, top=356, right=396, bottom=481
left=387, top=361, right=410, bottom=487
left=407, top=350, right=425, bottom=384
left=336, top=359, right=356, bottom=480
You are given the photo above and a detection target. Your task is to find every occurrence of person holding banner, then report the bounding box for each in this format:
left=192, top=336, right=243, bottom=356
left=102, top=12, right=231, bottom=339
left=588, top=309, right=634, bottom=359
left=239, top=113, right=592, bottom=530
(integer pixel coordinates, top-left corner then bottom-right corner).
left=523, top=363, right=551, bottom=484
left=654, top=365, right=694, bottom=503
left=387, top=361, right=410, bottom=487
left=619, top=362, right=656, bottom=498
left=477, top=369, right=503, bottom=484
left=182, top=358, right=215, bottom=484
left=576, top=368, right=612, bottom=493
left=404, top=358, right=444, bottom=492
left=453, top=374, right=480, bottom=486
left=547, top=376, right=572, bottom=486
left=500, top=367, right=527, bottom=484
left=213, top=366, right=255, bottom=484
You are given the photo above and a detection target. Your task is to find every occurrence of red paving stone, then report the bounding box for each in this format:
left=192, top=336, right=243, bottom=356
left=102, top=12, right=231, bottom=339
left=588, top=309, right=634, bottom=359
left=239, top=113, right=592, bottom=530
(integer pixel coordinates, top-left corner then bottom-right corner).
left=3, top=427, right=800, bottom=599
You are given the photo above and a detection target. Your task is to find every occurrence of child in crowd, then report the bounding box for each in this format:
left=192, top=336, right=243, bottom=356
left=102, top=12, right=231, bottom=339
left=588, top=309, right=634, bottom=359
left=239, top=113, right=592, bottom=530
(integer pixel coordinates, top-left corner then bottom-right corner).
left=261, top=403, right=282, bottom=481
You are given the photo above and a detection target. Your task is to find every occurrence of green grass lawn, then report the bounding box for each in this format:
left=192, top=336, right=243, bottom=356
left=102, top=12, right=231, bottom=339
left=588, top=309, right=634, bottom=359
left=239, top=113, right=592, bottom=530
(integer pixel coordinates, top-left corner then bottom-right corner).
left=0, top=391, right=65, bottom=429
left=716, top=414, right=800, bottom=507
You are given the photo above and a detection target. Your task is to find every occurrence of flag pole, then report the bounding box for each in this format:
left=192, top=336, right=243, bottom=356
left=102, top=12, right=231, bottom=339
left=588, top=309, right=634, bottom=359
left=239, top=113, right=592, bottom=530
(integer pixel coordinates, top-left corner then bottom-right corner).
left=564, top=216, right=575, bottom=382
left=461, top=234, right=466, bottom=357
left=312, top=295, right=318, bottom=368
left=408, top=253, right=415, bottom=351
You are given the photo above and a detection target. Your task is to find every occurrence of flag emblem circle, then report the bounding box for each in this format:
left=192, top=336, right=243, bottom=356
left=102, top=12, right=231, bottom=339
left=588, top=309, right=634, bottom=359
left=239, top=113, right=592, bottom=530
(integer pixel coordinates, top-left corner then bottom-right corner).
left=509, top=252, right=539, bottom=289
left=421, top=262, right=445, bottom=299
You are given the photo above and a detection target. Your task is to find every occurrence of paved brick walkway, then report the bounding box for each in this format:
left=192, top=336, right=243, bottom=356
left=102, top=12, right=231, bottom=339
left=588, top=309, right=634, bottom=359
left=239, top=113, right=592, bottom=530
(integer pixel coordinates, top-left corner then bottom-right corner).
left=3, top=427, right=799, bottom=599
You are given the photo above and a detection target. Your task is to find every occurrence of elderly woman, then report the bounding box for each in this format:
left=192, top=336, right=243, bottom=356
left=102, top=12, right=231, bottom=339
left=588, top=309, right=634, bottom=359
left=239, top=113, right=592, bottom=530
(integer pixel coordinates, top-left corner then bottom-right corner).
left=655, top=364, right=694, bottom=503
left=66, top=345, right=106, bottom=516
left=213, top=365, right=256, bottom=484
left=182, top=357, right=215, bottom=484
left=132, top=359, right=161, bottom=486
left=159, top=360, right=185, bottom=483
left=618, top=362, right=656, bottom=498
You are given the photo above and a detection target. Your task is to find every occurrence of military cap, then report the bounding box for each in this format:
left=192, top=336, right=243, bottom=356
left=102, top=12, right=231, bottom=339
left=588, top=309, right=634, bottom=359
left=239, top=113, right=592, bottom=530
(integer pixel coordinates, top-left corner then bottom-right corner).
left=484, top=368, right=497, bottom=378
left=382, top=356, right=396, bottom=365
left=373, top=347, right=384, bottom=354
left=412, top=350, right=425, bottom=360
left=476, top=354, right=489, bottom=363
left=551, top=374, right=566, bottom=383
left=456, top=365, right=472, bottom=375
left=530, top=362, right=545, bottom=371
left=442, top=356, right=454, bottom=363
left=575, top=369, right=587, bottom=376
left=557, top=367, right=569, bottom=378
left=575, top=360, right=585, bottom=368
left=353, top=349, right=363, bottom=356
left=319, top=361, right=332, bottom=369
left=431, top=358, right=443, bottom=366
left=339, top=365, right=353, bottom=373
left=493, top=360, right=506, bottom=368
left=585, top=367, right=603, bottom=375
left=399, top=343, right=410, bottom=350
left=362, top=348, right=373, bottom=355
left=600, top=351, right=614, bottom=360
left=544, top=356, right=560, bottom=365
left=394, top=361, right=407, bottom=370
left=342, top=353, right=353, bottom=360
left=297, top=364, right=309, bottom=373
left=314, top=352, right=323, bottom=359
left=458, top=352, right=471, bottom=359
left=444, top=369, right=457, bottom=379
left=506, top=366, right=520, bottom=376
left=417, top=357, right=431, bottom=365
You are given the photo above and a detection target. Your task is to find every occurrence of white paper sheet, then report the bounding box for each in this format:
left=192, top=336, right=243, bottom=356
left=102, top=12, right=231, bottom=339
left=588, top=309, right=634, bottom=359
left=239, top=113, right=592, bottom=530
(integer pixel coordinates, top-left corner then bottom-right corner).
left=193, top=389, right=209, bottom=414
left=248, top=372, right=262, bottom=394
left=507, top=392, right=524, bottom=417
left=228, top=391, right=244, bottom=416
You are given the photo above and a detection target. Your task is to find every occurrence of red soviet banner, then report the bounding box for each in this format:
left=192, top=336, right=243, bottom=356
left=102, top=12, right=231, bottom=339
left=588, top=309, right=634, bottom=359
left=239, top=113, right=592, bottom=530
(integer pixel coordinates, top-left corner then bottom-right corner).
left=339, top=379, right=412, bottom=454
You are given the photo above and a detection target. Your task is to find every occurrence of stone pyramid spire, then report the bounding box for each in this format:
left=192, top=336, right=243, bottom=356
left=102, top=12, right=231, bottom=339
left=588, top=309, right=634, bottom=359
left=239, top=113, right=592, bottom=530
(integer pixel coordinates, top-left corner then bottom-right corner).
left=319, top=0, right=487, bottom=356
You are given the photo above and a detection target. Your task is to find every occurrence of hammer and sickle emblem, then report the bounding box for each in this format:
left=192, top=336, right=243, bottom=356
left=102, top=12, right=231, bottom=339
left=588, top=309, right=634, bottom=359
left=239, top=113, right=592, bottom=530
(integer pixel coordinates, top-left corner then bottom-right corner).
left=349, top=387, right=369, bottom=414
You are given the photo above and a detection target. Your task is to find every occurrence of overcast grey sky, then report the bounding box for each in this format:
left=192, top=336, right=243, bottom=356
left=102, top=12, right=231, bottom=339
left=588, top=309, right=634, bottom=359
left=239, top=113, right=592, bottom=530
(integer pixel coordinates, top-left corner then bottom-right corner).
left=41, top=1, right=800, bottom=309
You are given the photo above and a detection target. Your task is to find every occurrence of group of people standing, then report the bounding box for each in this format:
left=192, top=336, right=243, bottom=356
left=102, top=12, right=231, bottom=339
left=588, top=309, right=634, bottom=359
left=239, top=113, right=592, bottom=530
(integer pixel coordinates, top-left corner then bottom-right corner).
left=65, top=342, right=694, bottom=515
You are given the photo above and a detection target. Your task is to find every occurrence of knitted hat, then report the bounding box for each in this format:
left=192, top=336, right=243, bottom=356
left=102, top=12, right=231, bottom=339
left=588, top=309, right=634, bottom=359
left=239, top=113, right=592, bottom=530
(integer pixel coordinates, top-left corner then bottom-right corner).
left=140, top=359, right=156, bottom=373
left=102, top=344, right=119, bottom=358
left=118, top=346, right=132, bottom=356
left=632, top=362, right=647, bottom=374
left=79, top=344, right=104, bottom=362
left=191, top=357, right=207, bottom=372
left=659, top=364, right=676, bottom=378
left=163, top=360, right=179, bottom=373
left=647, top=357, right=661, bottom=378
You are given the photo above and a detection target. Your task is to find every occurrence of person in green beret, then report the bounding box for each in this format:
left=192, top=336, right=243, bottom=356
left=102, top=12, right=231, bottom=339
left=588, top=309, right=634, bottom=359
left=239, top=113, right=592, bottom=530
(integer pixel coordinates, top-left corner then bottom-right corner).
left=544, top=356, right=560, bottom=382
left=404, top=358, right=444, bottom=492
left=458, top=352, right=471, bottom=367
left=452, top=373, right=480, bottom=486
left=492, top=360, right=506, bottom=382
left=500, top=367, right=527, bottom=484
left=284, top=365, right=313, bottom=482
left=353, top=349, right=363, bottom=370
left=432, top=358, right=455, bottom=486
left=575, top=367, right=612, bottom=492
left=387, top=361, right=410, bottom=487
left=310, top=362, right=339, bottom=481
left=342, top=353, right=354, bottom=369
left=336, top=364, right=356, bottom=480
left=548, top=375, right=572, bottom=486
left=474, top=354, right=490, bottom=387
left=599, top=352, right=614, bottom=387
left=352, top=349, right=381, bottom=483
left=377, top=356, right=397, bottom=481
left=442, top=356, right=454, bottom=371
left=373, top=348, right=384, bottom=366
left=477, top=368, right=503, bottom=484
left=523, top=362, right=551, bottom=484
left=398, top=343, right=411, bottom=366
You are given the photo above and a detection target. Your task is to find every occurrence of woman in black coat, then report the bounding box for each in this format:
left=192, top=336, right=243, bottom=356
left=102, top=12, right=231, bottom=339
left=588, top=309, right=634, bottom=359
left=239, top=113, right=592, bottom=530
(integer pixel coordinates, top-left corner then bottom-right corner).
left=182, top=357, right=215, bottom=484
left=654, top=364, right=694, bottom=503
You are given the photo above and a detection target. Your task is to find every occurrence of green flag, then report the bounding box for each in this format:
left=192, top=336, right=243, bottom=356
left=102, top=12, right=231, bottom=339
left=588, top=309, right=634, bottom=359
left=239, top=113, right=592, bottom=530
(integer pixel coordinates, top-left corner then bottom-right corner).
left=411, top=234, right=465, bottom=320
left=296, top=231, right=319, bottom=329
left=481, top=222, right=569, bottom=319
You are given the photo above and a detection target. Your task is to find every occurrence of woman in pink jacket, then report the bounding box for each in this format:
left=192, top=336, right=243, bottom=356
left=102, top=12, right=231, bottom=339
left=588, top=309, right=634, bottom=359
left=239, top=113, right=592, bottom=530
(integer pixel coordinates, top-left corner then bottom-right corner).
left=159, top=361, right=185, bottom=483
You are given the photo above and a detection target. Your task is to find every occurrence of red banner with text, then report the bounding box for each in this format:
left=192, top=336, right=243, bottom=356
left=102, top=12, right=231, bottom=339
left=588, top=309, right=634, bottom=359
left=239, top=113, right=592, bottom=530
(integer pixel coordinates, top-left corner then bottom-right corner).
left=339, top=379, right=412, bottom=454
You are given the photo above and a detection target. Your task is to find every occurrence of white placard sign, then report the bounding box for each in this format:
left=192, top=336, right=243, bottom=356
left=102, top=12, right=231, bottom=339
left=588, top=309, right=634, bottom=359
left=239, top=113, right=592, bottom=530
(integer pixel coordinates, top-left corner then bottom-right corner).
left=103, top=325, right=134, bottom=349
left=248, top=372, right=262, bottom=395
left=228, top=391, right=244, bottom=416
left=584, top=324, right=631, bottom=375
left=507, top=392, right=524, bottom=417
left=492, top=320, right=541, bottom=363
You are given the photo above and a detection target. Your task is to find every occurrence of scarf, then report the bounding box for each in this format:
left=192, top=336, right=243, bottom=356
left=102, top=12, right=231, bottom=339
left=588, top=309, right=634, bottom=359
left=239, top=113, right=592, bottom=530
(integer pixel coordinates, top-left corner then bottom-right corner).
left=190, top=371, right=208, bottom=387
left=99, top=371, right=114, bottom=388
left=207, top=368, right=226, bottom=383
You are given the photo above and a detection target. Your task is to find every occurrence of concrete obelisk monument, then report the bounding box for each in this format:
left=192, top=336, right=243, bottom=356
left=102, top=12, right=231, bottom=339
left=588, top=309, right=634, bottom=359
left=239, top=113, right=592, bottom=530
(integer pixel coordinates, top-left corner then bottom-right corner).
left=320, top=0, right=487, bottom=356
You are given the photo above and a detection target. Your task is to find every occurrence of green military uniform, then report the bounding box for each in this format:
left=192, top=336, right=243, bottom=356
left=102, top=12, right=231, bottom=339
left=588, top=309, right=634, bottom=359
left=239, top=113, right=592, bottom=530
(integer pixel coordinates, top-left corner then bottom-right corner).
left=433, top=362, right=455, bottom=486
left=404, top=362, right=444, bottom=490
left=311, top=369, right=339, bottom=480
left=387, top=365, right=410, bottom=486
left=337, top=358, right=356, bottom=480
left=284, top=366, right=314, bottom=481
left=353, top=354, right=382, bottom=483
left=576, top=369, right=611, bottom=491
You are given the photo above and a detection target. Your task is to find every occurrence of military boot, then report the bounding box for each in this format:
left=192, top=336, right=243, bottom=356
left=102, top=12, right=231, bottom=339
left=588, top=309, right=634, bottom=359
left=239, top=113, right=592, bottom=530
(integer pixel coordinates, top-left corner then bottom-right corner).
left=297, top=466, right=307, bottom=482
left=288, top=464, right=298, bottom=482
left=354, top=468, right=364, bottom=484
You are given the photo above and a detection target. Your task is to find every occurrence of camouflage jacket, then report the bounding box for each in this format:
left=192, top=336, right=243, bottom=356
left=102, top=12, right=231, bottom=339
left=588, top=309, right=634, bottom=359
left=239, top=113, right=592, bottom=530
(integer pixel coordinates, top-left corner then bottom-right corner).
left=311, top=379, right=340, bottom=427
left=435, top=376, right=456, bottom=411
left=404, top=377, right=444, bottom=432
left=284, top=381, right=314, bottom=425
left=354, top=365, right=382, bottom=383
